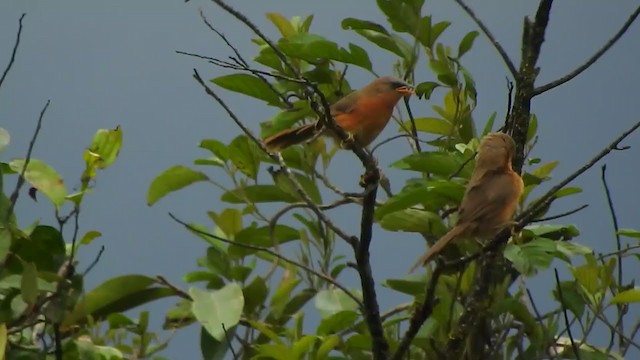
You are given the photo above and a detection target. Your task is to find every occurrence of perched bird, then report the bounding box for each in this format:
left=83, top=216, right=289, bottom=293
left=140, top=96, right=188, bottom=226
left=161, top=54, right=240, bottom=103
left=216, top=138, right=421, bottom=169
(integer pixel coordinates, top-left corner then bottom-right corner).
left=263, top=76, right=414, bottom=151
left=410, top=132, right=524, bottom=272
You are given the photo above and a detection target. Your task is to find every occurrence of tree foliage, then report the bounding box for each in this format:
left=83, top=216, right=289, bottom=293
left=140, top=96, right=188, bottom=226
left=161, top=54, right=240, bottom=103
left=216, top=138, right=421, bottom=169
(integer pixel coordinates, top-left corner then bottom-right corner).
left=2, top=1, right=640, bottom=359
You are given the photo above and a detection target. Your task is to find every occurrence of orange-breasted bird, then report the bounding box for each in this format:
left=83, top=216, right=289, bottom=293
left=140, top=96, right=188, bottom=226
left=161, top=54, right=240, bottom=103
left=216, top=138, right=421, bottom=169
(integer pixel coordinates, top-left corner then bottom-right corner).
left=410, top=132, right=524, bottom=272
left=263, top=76, right=414, bottom=151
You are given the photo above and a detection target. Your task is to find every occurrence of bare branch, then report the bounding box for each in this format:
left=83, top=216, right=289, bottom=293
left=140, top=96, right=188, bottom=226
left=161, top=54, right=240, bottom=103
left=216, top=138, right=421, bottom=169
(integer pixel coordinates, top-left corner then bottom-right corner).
left=534, top=5, right=640, bottom=96
left=156, top=275, right=191, bottom=301
left=6, top=100, right=50, bottom=222
left=531, top=204, right=588, bottom=223
left=354, top=179, right=389, bottom=358
left=554, top=269, right=581, bottom=359
left=452, top=0, right=518, bottom=78
left=0, top=13, right=26, bottom=91
left=601, top=164, right=626, bottom=350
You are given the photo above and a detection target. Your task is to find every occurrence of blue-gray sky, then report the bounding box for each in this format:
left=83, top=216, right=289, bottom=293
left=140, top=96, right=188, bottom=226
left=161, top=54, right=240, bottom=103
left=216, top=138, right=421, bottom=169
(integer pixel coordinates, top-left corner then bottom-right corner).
left=2, top=1, right=640, bottom=358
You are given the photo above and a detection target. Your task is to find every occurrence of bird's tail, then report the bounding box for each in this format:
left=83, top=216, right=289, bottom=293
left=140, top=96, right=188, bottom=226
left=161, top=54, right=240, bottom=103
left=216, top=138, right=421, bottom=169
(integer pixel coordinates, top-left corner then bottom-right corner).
left=263, top=123, right=321, bottom=152
left=409, top=224, right=468, bottom=273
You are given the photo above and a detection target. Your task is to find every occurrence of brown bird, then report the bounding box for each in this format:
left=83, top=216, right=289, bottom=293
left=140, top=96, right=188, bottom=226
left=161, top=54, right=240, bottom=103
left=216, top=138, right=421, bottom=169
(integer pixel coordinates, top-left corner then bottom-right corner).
left=263, top=76, right=414, bottom=151
left=410, top=132, right=524, bottom=272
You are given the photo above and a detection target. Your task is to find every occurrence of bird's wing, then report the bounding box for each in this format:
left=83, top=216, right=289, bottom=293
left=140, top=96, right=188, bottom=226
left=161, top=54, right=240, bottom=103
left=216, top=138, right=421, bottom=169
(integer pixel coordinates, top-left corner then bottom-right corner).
left=457, top=170, right=520, bottom=226
left=330, top=91, right=359, bottom=116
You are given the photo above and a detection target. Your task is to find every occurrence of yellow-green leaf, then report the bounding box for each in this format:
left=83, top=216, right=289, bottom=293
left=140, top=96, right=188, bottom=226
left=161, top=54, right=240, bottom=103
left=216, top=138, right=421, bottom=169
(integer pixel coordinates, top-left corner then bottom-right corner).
left=611, top=288, right=640, bottom=304
left=9, top=159, right=67, bottom=208
left=147, top=165, right=208, bottom=206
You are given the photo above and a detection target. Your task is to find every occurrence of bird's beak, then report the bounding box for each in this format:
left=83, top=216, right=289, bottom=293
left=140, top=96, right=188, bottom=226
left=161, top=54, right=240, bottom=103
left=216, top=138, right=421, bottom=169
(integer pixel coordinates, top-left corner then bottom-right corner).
left=395, top=86, right=414, bottom=95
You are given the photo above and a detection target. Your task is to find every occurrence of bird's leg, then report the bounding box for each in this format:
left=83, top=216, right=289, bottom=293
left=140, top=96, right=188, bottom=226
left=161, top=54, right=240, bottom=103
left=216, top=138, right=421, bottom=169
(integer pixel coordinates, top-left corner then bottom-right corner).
left=339, top=132, right=357, bottom=149
left=359, top=163, right=381, bottom=188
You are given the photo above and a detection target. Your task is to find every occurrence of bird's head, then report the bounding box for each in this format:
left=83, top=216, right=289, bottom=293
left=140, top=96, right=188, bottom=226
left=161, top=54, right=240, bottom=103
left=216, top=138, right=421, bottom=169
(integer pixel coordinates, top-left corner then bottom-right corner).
left=367, top=76, right=414, bottom=101
left=476, top=132, right=517, bottom=170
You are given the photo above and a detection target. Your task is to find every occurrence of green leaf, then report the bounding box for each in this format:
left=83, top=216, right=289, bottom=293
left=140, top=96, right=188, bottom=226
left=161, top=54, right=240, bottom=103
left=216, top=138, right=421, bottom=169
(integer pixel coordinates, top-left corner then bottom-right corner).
left=147, top=165, right=209, bottom=206
left=458, top=31, right=479, bottom=57
left=199, top=139, right=230, bottom=162
left=260, top=101, right=313, bottom=138
left=414, top=81, right=439, bottom=100
left=341, top=18, right=407, bottom=58
left=79, top=230, right=102, bottom=246
left=0, top=228, right=11, bottom=264
left=266, top=12, right=296, bottom=38
left=12, top=225, right=65, bottom=273
left=391, top=151, right=473, bottom=177
left=9, top=159, right=67, bottom=208
left=84, top=126, right=122, bottom=171
left=317, top=310, right=359, bottom=335
left=0, top=128, right=9, bottom=155
left=482, top=112, right=497, bottom=136
left=270, top=275, right=300, bottom=318
left=64, top=275, right=174, bottom=327
left=228, top=135, right=261, bottom=180
left=379, top=209, right=446, bottom=234
left=270, top=169, right=322, bottom=203
left=531, top=160, right=559, bottom=179
left=208, top=209, right=243, bottom=238
left=553, top=281, right=585, bottom=318
left=20, top=261, right=38, bottom=304
left=376, top=0, right=425, bottom=36
left=278, top=33, right=372, bottom=70
left=190, top=283, right=244, bottom=341
left=233, top=224, right=299, bottom=252
left=383, top=276, right=426, bottom=296
left=375, top=180, right=464, bottom=220
left=617, top=229, right=640, bottom=239
left=554, top=187, right=582, bottom=198
left=211, top=74, right=281, bottom=106
left=314, top=288, right=359, bottom=318
left=243, top=276, right=268, bottom=314
left=408, top=117, right=451, bottom=135
left=316, top=335, right=340, bottom=359
left=611, top=288, right=640, bottom=304
left=200, top=326, right=230, bottom=360
left=292, top=335, right=318, bottom=358
left=504, top=238, right=556, bottom=276
left=221, top=185, right=298, bottom=204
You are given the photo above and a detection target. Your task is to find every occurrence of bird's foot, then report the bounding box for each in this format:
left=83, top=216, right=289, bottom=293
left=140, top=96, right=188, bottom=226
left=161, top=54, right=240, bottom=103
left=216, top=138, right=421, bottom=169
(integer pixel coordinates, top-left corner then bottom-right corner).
left=339, top=133, right=356, bottom=149
left=359, top=167, right=381, bottom=188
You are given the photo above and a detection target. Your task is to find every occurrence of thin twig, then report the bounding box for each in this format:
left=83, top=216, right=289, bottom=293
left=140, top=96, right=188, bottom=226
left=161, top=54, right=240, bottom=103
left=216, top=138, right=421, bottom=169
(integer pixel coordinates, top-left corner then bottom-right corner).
left=518, top=120, right=640, bottom=226
left=197, top=9, right=292, bottom=107
left=222, top=323, right=239, bottom=360
left=601, top=164, right=626, bottom=350
left=531, top=204, right=588, bottom=223
left=0, top=13, right=25, bottom=91
left=554, top=269, right=581, bottom=360
left=169, top=213, right=363, bottom=308
left=452, top=0, right=518, bottom=78
left=404, top=97, right=421, bottom=153
left=6, top=100, right=50, bottom=222
left=533, top=5, right=640, bottom=96
left=526, top=288, right=559, bottom=359
left=390, top=266, right=445, bottom=360
left=81, top=246, right=105, bottom=276
left=156, top=275, right=191, bottom=300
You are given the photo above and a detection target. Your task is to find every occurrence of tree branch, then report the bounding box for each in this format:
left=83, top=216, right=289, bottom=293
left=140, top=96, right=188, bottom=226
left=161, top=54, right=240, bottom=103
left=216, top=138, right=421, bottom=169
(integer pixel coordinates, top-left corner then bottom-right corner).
left=0, top=13, right=25, bottom=92
left=533, top=5, right=640, bottom=96
left=452, top=0, right=518, bottom=78
left=6, top=100, right=50, bottom=223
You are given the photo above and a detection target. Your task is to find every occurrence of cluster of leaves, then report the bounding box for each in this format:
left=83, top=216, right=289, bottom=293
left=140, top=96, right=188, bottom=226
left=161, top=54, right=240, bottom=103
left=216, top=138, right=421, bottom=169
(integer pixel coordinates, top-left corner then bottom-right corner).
left=0, top=126, right=175, bottom=359
left=145, top=0, right=640, bottom=359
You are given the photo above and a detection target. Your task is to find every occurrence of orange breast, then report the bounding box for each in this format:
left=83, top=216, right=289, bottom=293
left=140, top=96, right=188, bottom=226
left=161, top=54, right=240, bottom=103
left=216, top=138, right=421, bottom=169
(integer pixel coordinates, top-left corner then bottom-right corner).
left=334, top=96, right=396, bottom=146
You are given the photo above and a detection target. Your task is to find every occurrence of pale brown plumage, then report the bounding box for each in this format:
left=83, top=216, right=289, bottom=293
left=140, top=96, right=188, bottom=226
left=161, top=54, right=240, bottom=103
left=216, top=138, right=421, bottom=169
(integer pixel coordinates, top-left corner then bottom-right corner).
left=410, top=132, right=524, bottom=272
left=263, top=76, right=413, bottom=151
